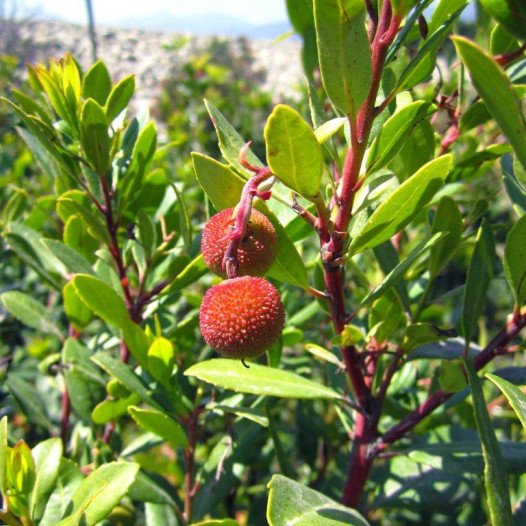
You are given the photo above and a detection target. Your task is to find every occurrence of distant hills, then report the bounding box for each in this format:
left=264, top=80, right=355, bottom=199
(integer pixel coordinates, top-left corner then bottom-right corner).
left=114, top=12, right=292, bottom=38
left=39, top=10, right=293, bottom=39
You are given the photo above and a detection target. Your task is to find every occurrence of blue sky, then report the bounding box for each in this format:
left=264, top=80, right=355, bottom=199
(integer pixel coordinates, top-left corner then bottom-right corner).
left=21, top=0, right=289, bottom=25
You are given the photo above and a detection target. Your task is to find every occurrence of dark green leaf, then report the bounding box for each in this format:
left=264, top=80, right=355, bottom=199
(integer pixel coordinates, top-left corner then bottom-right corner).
left=267, top=474, right=370, bottom=525
left=504, top=214, right=526, bottom=305
left=428, top=196, right=463, bottom=278
left=397, top=11, right=460, bottom=91
left=1, top=290, right=62, bottom=338
left=464, top=361, right=512, bottom=526
left=461, top=220, right=495, bottom=344
left=314, top=0, right=371, bottom=116
left=453, top=36, right=526, bottom=172
left=362, top=233, right=446, bottom=306
left=6, top=374, right=51, bottom=431
left=80, top=99, right=110, bottom=176
left=438, top=361, right=467, bottom=392
left=366, top=101, right=436, bottom=172
left=91, top=352, right=161, bottom=409
left=128, top=406, right=188, bottom=449
left=350, top=155, right=452, bottom=254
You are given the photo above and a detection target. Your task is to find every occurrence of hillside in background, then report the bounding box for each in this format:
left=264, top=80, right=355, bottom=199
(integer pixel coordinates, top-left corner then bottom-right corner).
left=12, top=19, right=302, bottom=111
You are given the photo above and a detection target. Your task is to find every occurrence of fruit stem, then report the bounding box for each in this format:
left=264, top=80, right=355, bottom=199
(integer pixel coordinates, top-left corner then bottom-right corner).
left=223, top=168, right=273, bottom=278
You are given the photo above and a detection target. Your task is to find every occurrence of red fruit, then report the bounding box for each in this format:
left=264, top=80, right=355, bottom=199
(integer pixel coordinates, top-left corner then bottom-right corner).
left=201, top=208, right=278, bottom=278
left=199, top=276, right=285, bottom=358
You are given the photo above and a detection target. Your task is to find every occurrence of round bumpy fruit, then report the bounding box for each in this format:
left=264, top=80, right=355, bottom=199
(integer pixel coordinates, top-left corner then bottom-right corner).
left=199, top=276, right=285, bottom=358
left=201, top=208, right=278, bottom=278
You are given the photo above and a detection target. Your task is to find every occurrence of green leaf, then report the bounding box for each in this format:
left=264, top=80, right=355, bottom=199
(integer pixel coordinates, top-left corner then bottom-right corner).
left=314, top=0, right=371, bottom=117
left=428, top=196, right=463, bottom=278
left=502, top=154, right=526, bottom=216
left=428, top=0, right=467, bottom=34
left=264, top=207, right=309, bottom=289
left=145, top=503, right=179, bottom=526
left=204, top=99, right=263, bottom=175
left=350, top=155, right=452, bottom=254
left=163, top=254, right=208, bottom=295
left=119, top=121, right=157, bottom=207
left=366, top=101, right=436, bottom=172
left=453, top=36, right=526, bottom=173
left=464, top=362, right=512, bottom=526
left=80, top=99, right=110, bottom=176
left=147, top=337, right=175, bottom=388
left=438, top=361, right=467, bottom=392
left=128, top=406, right=188, bottom=449
left=266, top=475, right=370, bottom=526
left=57, top=197, right=110, bottom=243
left=39, top=458, right=83, bottom=526
left=6, top=221, right=67, bottom=286
left=41, top=239, right=95, bottom=276
left=190, top=520, right=239, bottom=526
left=82, top=61, right=112, bottom=105
left=192, top=153, right=245, bottom=211
left=63, top=282, right=94, bottom=330
left=486, top=373, right=526, bottom=430
left=461, top=220, right=495, bottom=344
left=362, top=232, right=447, bottom=306
left=0, top=291, right=62, bottom=338
left=128, top=471, right=177, bottom=505
left=207, top=403, right=269, bottom=427
left=304, top=343, right=345, bottom=368
left=314, top=117, right=346, bottom=143
left=403, top=323, right=443, bottom=352
left=6, top=374, right=51, bottom=431
left=92, top=394, right=140, bottom=424
left=185, top=359, right=341, bottom=400
left=30, top=438, right=63, bottom=521
left=0, top=416, right=7, bottom=493
left=105, top=75, right=135, bottom=122
left=91, top=352, right=161, bottom=410
left=72, top=274, right=128, bottom=328
left=60, top=462, right=139, bottom=526
left=265, top=104, right=323, bottom=199
left=397, top=12, right=459, bottom=91
left=504, top=214, right=526, bottom=306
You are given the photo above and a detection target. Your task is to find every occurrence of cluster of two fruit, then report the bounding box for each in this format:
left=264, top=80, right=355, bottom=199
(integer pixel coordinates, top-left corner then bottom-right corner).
left=199, top=208, right=285, bottom=359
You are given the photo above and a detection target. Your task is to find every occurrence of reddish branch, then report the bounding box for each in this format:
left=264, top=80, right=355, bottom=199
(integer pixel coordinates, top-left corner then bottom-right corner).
left=376, top=308, right=526, bottom=452
left=311, top=0, right=402, bottom=508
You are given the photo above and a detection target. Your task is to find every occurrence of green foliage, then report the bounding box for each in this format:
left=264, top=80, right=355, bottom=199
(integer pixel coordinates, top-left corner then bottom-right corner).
left=1, top=2, right=526, bottom=525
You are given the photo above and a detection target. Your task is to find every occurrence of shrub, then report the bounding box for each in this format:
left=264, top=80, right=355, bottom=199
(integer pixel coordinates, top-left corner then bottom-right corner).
left=1, top=1, right=526, bottom=525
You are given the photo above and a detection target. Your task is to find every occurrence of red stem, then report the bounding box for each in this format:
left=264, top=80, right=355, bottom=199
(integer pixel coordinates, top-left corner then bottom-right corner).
left=376, top=310, right=526, bottom=452
left=319, top=1, right=401, bottom=508
left=60, top=388, right=71, bottom=447
left=223, top=168, right=272, bottom=279
left=183, top=407, right=202, bottom=524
